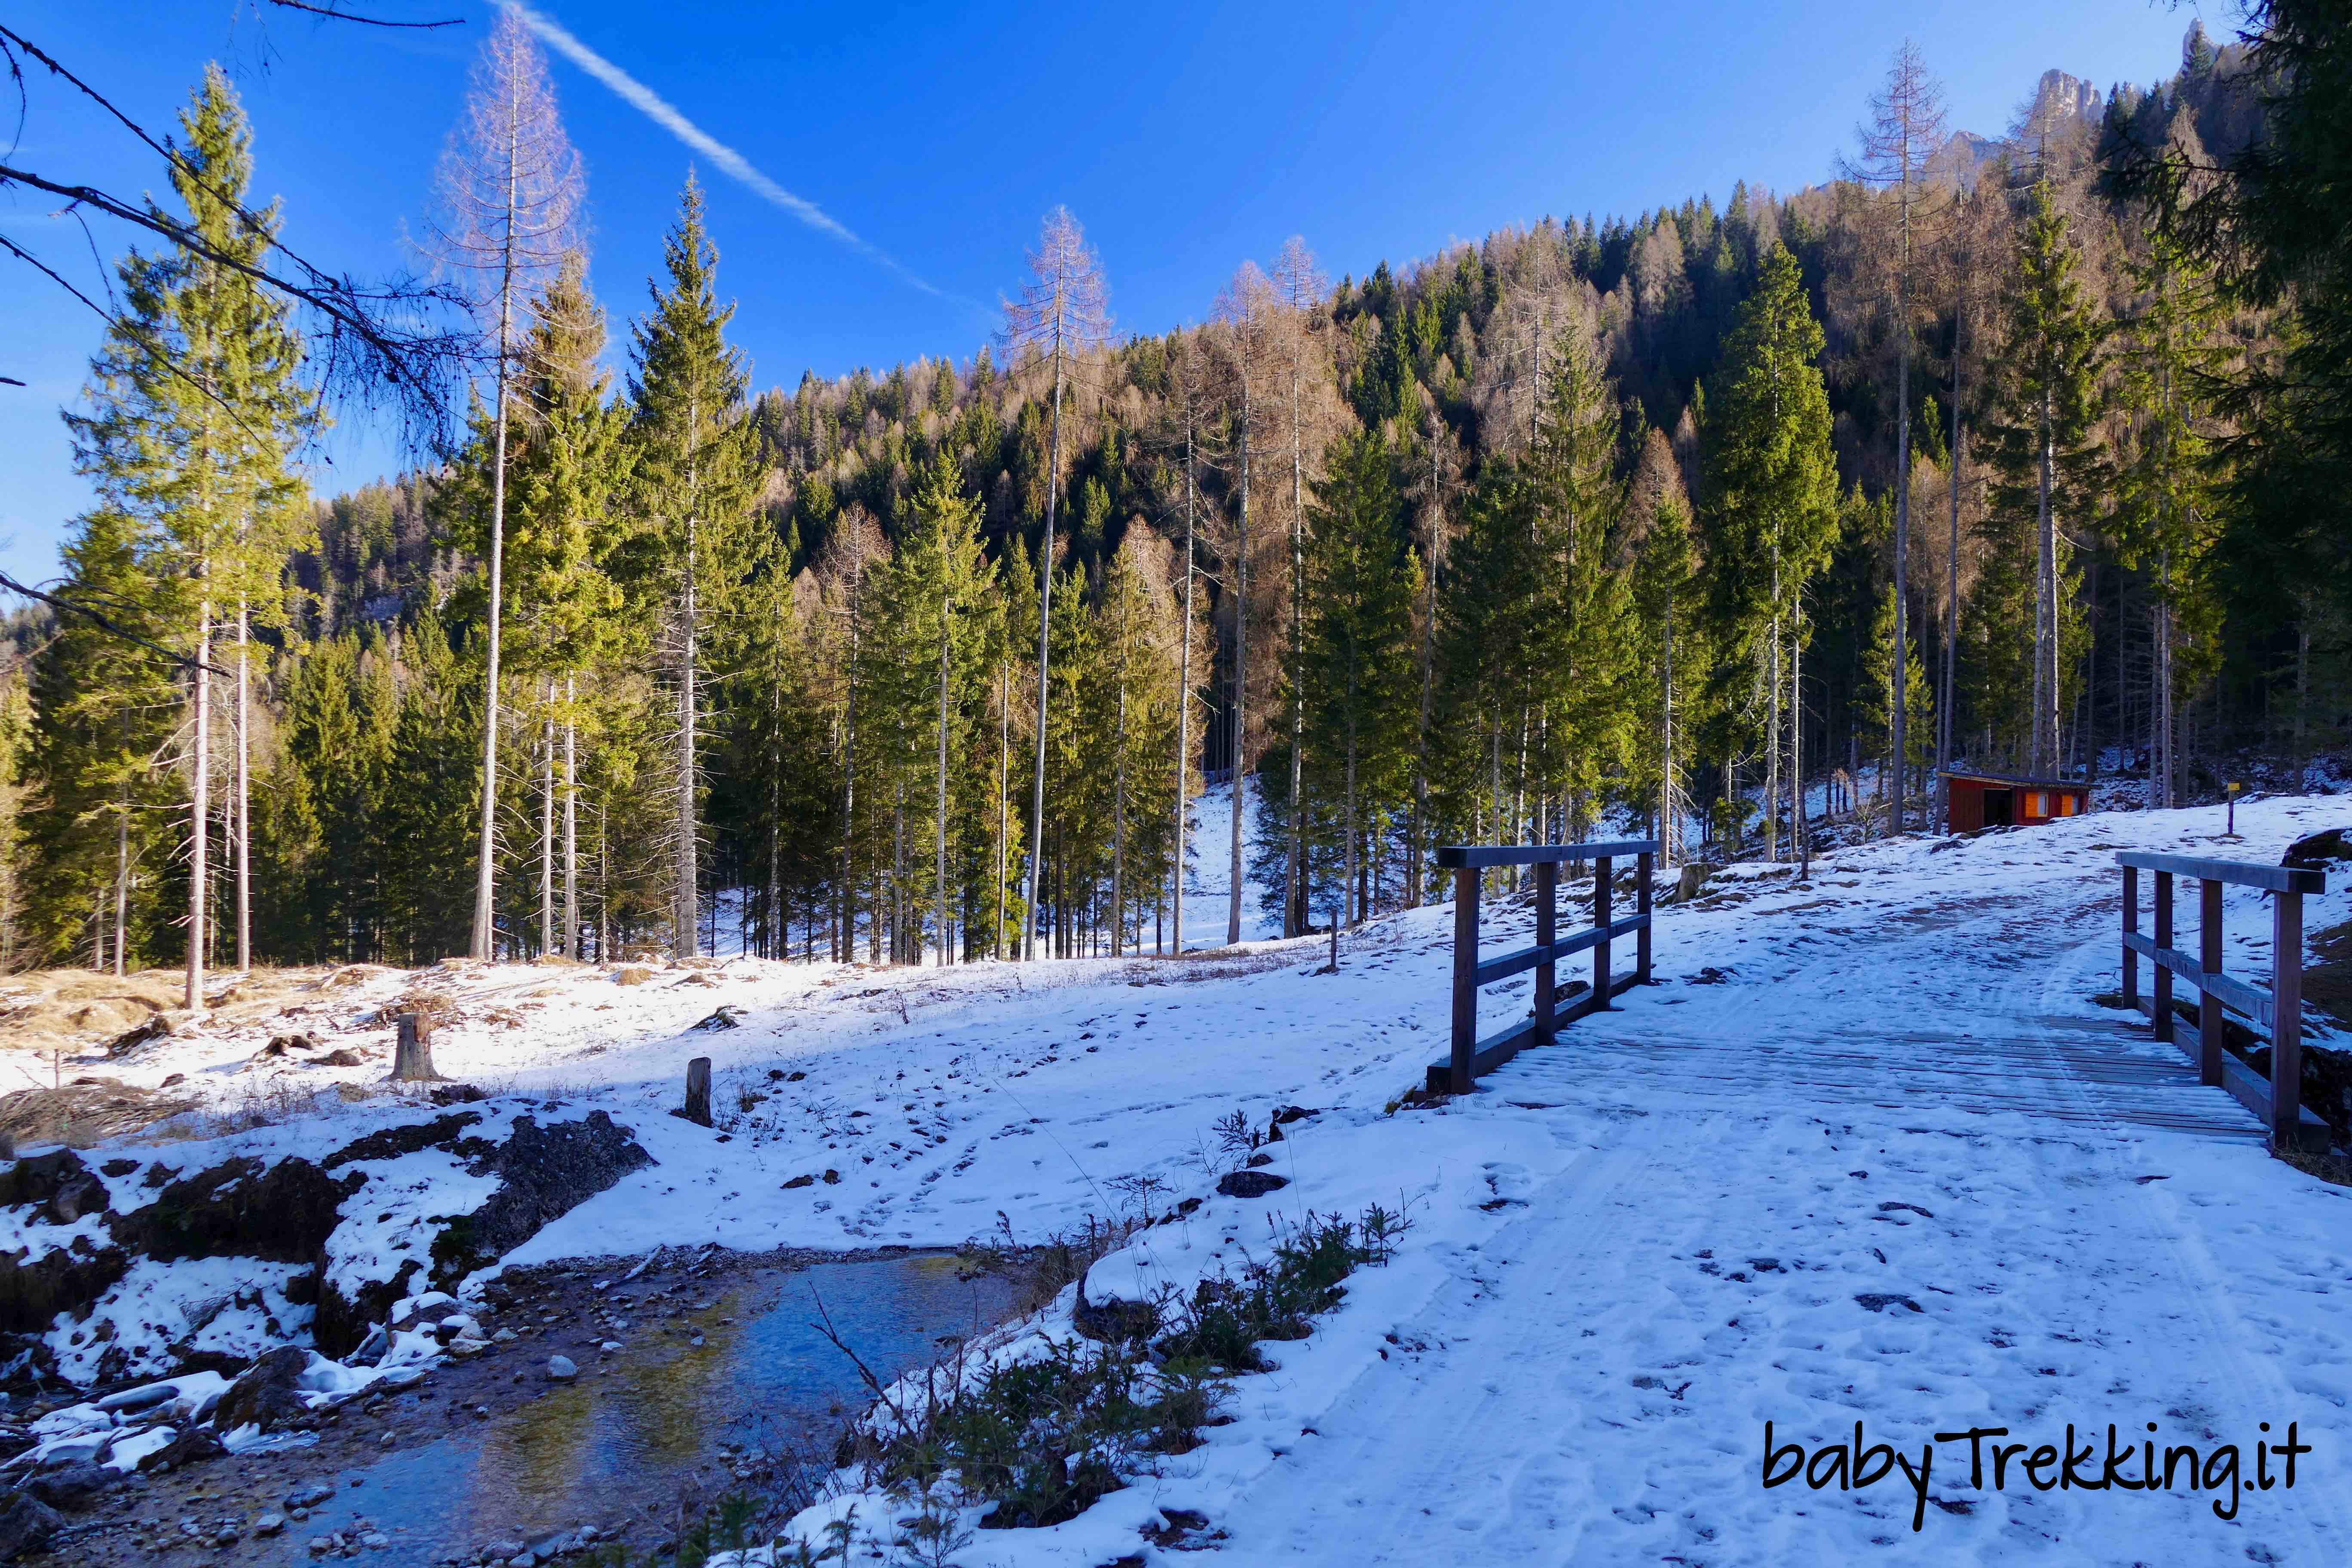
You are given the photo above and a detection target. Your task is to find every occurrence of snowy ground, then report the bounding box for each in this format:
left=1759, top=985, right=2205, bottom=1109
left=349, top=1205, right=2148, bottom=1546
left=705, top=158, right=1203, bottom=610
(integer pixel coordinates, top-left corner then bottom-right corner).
left=12, top=793, right=2352, bottom=1564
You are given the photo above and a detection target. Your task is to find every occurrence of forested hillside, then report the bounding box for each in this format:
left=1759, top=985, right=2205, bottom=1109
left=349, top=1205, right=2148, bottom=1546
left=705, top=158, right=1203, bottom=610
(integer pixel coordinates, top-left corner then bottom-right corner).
left=6, top=14, right=2346, bottom=980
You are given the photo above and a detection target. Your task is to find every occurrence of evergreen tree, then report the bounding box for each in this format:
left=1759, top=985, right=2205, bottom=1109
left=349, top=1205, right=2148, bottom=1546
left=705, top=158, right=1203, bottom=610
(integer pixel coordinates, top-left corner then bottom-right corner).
left=56, top=66, right=312, bottom=1001
left=1298, top=428, right=1415, bottom=936
left=1699, top=241, right=1838, bottom=858
left=1980, top=180, right=2106, bottom=775
left=622, top=177, right=766, bottom=958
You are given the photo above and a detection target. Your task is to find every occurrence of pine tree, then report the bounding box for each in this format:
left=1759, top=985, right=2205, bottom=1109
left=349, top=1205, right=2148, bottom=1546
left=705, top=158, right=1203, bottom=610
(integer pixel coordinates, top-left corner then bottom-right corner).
left=622, top=177, right=766, bottom=959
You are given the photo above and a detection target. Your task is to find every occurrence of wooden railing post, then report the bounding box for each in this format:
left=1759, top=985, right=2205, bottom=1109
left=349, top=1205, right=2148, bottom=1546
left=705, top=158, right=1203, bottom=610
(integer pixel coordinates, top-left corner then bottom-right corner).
left=2121, top=863, right=2139, bottom=1011
left=1450, top=867, right=1479, bottom=1094
left=1593, top=854, right=1613, bottom=1008
left=1636, top=850, right=1654, bottom=985
left=1534, top=860, right=1557, bottom=1048
left=2272, top=887, right=2306, bottom=1151
left=2153, top=870, right=2174, bottom=1041
left=2199, top=876, right=2225, bottom=1087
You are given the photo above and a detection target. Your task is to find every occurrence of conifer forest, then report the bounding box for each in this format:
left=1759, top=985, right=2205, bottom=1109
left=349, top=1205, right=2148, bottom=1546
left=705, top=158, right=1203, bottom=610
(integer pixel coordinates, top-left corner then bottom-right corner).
left=5, top=6, right=2350, bottom=987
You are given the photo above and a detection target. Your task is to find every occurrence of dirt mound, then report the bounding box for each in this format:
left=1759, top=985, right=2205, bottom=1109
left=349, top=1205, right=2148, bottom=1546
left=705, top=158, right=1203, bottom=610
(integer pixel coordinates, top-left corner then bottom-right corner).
left=0, top=1078, right=199, bottom=1148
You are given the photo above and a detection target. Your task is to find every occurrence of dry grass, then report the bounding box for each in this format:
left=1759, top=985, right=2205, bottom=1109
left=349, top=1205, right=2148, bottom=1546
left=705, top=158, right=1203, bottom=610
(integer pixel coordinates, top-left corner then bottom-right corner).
left=0, top=1076, right=201, bottom=1149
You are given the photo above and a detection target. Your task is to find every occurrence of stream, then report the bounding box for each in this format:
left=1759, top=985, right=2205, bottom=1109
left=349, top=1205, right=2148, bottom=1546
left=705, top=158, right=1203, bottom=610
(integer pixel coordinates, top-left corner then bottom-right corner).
left=262, top=1253, right=1013, bottom=1564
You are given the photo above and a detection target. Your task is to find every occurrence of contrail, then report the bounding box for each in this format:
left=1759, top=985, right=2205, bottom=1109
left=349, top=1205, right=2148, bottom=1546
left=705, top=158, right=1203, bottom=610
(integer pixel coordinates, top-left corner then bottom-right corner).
left=498, top=1, right=946, bottom=300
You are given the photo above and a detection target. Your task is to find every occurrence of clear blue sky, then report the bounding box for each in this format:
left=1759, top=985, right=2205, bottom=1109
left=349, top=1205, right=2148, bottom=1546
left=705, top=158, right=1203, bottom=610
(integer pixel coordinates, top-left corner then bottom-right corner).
left=2, top=0, right=2215, bottom=588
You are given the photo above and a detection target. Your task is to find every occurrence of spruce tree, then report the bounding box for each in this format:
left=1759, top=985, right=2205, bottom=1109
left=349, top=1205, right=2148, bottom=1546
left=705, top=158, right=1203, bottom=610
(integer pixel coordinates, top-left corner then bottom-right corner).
left=622, top=177, right=765, bottom=958
left=1981, top=180, right=2106, bottom=775
left=57, top=66, right=312, bottom=1002
left=1699, top=241, right=1838, bottom=858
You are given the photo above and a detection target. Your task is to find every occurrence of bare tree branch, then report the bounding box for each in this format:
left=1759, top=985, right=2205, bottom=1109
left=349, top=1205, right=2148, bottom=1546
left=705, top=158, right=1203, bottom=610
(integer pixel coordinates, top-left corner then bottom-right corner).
left=260, top=0, right=461, bottom=27
left=0, top=570, right=227, bottom=677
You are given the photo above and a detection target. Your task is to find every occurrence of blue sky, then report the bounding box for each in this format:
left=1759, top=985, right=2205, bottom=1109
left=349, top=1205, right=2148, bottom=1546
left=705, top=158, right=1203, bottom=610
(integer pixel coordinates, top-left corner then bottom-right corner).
left=2, top=0, right=2214, bottom=587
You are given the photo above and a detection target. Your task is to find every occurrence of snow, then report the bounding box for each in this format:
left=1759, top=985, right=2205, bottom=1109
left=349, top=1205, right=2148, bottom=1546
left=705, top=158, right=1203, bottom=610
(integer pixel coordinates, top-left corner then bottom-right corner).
left=18, top=790, right=2352, bottom=1562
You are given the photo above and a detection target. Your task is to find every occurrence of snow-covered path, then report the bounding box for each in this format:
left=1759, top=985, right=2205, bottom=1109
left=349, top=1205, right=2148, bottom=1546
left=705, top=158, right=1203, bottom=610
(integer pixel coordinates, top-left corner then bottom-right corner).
left=1210, top=811, right=2352, bottom=1565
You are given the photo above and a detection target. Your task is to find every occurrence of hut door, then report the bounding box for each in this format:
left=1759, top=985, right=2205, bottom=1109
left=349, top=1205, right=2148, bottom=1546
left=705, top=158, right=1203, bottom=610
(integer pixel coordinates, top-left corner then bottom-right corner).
left=1982, top=788, right=2015, bottom=827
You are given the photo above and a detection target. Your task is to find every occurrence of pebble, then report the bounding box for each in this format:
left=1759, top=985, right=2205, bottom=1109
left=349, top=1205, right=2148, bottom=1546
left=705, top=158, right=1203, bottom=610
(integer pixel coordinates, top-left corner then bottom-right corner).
left=256, top=1513, right=287, bottom=1537
left=363, top=1532, right=391, bottom=1548
left=544, top=1355, right=578, bottom=1381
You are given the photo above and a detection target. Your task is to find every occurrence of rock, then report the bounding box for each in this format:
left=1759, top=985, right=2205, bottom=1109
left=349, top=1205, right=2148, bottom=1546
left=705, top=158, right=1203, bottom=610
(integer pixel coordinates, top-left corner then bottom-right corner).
left=270, top=1032, right=323, bottom=1054
left=21, top=1459, right=115, bottom=1510
left=105, top=1015, right=172, bottom=1057
left=0, top=1234, right=132, bottom=1336
left=481, top=1542, right=524, bottom=1563
left=0, top=1149, right=108, bottom=1223
left=135, top=1424, right=223, bottom=1472
left=210, top=1345, right=311, bottom=1433
left=106, top=1155, right=360, bottom=1264
left=1072, top=1275, right=1158, bottom=1343
left=781, top=1174, right=815, bottom=1190
left=1215, top=1169, right=1289, bottom=1199
left=0, top=1494, right=63, bottom=1557
left=363, top=1531, right=390, bottom=1548
left=323, top=1115, right=484, bottom=1172
left=545, top=1355, right=578, bottom=1381
left=1245, top=1152, right=1275, bottom=1169
left=429, top=1114, right=654, bottom=1283
left=255, top=1513, right=287, bottom=1537
left=318, top=1048, right=366, bottom=1067
left=2284, top=828, right=2352, bottom=871
left=286, top=1484, right=335, bottom=1510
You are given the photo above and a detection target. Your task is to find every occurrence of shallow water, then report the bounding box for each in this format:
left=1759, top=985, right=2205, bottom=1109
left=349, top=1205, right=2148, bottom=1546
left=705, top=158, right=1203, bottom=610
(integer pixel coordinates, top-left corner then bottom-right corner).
left=267, top=1254, right=1011, bottom=1563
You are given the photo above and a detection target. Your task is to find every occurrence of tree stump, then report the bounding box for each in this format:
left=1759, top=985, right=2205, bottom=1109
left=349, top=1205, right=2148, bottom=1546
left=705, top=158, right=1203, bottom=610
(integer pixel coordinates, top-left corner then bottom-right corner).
left=391, top=1012, right=442, bottom=1082
left=683, top=1057, right=713, bottom=1127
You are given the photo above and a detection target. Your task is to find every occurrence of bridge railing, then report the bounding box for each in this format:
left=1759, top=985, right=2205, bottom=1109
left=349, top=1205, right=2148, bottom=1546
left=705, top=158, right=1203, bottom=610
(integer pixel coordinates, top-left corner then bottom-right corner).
left=1429, top=839, right=1659, bottom=1094
left=2118, top=850, right=2330, bottom=1151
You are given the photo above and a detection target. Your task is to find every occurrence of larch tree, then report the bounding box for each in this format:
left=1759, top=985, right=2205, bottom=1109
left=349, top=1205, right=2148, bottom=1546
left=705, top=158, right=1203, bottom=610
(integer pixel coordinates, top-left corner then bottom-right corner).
left=1845, top=40, right=1947, bottom=830
left=1001, top=207, right=1111, bottom=961
left=430, top=4, right=584, bottom=961
left=1164, top=330, right=1217, bottom=949
left=624, top=176, right=765, bottom=959
left=1213, top=262, right=1283, bottom=945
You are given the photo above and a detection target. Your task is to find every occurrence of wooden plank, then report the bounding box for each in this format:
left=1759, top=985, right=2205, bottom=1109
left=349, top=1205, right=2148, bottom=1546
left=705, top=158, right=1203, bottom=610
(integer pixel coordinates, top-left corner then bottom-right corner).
left=1450, top=868, right=1478, bottom=1095
left=2116, top=850, right=2328, bottom=895
left=2200, top=878, right=2225, bottom=1088
left=2122, top=863, right=2140, bottom=1011
left=1534, top=861, right=1557, bottom=1051
left=2140, top=1004, right=2330, bottom=1153
left=1423, top=973, right=1642, bottom=1091
left=2121, top=934, right=2272, bottom=1026
left=1636, top=851, right=1654, bottom=985
left=2272, top=889, right=2306, bottom=1152
left=2154, top=870, right=2174, bottom=1044
left=1594, top=855, right=1614, bottom=1011
left=1470, top=913, right=1651, bottom=983
left=1436, top=839, right=1661, bottom=869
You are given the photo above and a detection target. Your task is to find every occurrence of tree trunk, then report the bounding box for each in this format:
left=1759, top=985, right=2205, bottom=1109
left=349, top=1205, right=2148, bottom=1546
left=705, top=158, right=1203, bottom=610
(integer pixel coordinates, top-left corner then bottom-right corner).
left=563, top=679, right=579, bottom=959
left=234, top=601, right=251, bottom=972
left=1025, top=348, right=1067, bottom=962
left=1174, top=404, right=1197, bottom=951
left=677, top=487, right=700, bottom=958
left=392, top=1011, right=441, bottom=1081
left=936, top=585, right=952, bottom=968
left=683, top=1056, right=713, bottom=1126
left=186, top=596, right=212, bottom=1010
left=1226, top=388, right=1252, bottom=948
left=540, top=680, right=556, bottom=958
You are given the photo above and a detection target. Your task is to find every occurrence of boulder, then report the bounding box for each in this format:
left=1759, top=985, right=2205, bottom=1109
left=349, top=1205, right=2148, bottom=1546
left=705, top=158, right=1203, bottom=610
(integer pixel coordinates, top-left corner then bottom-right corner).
left=2284, top=828, right=2352, bottom=871
left=21, top=1460, right=114, bottom=1510
left=1214, top=1170, right=1289, bottom=1199
left=545, top=1354, right=578, bottom=1381
left=0, top=1493, right=63, bottom=1559
left=209, top=1346, right=311, bottom=1434
left=135, top=1423, right=224, bottom=1472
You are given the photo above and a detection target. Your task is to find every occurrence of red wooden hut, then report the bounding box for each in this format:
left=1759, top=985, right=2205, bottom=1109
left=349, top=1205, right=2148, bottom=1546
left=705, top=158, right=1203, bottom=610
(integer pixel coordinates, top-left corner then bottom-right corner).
left=1939, top=770, right=2090, bottom=832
